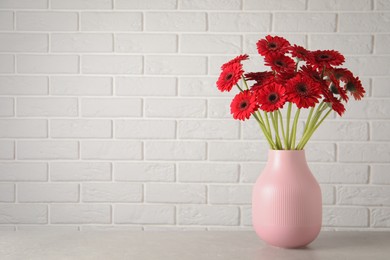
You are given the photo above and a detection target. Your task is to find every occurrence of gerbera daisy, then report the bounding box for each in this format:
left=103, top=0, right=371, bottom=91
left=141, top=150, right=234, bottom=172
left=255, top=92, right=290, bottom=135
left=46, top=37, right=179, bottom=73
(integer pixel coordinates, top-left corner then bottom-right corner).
left=345, top=76, right=365, bottom=100
left=221, top=54, right=249, bottom=70
left=332, top=68, right=354, bottom=82
left=216, top=63, right=243, bottom=92
left=289, top=45, right=312, bottom=61
left=264, top=53, right=295, bottom=74
left=285, top=74, right=321, bottom=109
left=308, top=50, right=345, bottom=70
left=230, top=90, right=258, bottom=121
left=245, top=71, right=274, bottom=85
left=328, top=73, right=349, bottom=102
left=257, top=82, right=287, bottom=112
left=325, top=96, right=346, bottom=116
left=257, top=35, right=290, bottom=56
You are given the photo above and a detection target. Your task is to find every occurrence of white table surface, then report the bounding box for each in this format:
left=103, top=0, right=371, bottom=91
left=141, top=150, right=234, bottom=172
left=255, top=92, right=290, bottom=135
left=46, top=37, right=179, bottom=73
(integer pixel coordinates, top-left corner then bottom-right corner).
left=0, top=231, right=389, bottom=260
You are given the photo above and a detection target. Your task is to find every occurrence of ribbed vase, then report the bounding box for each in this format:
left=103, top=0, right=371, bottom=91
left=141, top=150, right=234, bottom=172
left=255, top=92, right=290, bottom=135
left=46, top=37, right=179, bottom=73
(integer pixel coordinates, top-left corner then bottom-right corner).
left=252, top=150, right=322, bottom=248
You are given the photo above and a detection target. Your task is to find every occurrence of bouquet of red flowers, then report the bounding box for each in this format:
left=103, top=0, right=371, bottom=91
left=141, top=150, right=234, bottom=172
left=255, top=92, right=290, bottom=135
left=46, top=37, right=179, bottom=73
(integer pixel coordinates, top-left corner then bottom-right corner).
left=216, top=35, right=365, bottom=150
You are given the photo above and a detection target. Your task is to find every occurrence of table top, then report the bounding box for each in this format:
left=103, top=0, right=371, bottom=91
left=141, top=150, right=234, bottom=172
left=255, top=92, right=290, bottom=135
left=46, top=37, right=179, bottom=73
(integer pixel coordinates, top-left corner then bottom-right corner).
left=0, top=231, right=389, bottom=260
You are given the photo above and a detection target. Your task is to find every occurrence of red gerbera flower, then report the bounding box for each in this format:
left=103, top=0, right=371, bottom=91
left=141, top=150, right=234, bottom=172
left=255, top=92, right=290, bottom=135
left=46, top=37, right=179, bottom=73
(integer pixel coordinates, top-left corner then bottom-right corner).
left=345, top=76, right=365, bottom=100
left=264, top=53, right=295, bottom=74
left=257, top=35, right=290, bottom=56
left=216, top=63, right=243, bottom=92
left=245, top=71, right=274, bottom=85
left=230, top=90, right=258, bottom=121
left=308, top=50, right=345, bottom=70
left=332, top=68, right=354, bottom=82
left=221, top=54, right=249, bottom=70
left=325, top=96, right=346, bottom=116
left=285, top=74, right=321, bottom=109
left=289, top=45, right=312, bottom=61
left=257, top=82, right=287, bottom=112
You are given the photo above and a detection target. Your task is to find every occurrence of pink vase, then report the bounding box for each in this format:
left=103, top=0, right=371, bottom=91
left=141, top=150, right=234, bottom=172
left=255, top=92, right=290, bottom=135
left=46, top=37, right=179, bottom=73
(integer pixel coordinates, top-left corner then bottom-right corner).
left=252, top=150, right=322, bottom=248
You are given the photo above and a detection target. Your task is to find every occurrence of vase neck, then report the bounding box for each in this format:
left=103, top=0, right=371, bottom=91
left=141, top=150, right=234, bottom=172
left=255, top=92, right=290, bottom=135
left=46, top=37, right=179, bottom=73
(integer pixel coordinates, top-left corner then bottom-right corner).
left=266, top=150, right=308, bottom=170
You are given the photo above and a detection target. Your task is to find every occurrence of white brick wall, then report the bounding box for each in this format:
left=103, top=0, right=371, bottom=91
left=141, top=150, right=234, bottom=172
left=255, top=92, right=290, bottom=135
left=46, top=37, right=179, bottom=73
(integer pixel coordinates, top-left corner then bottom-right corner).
left=0, top=0, right=389, bottom=231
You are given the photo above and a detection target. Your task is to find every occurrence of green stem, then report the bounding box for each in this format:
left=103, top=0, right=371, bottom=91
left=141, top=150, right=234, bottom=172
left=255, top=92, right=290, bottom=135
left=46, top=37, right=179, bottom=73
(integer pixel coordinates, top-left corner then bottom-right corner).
left=270, top=112, right=282, bottom=150
left=286, top=102, right=292, bottom=149
left=290, top=109, right=300, bottom=150
left=253, top=112, right=276, bottom=149
left=263, top=112, right=271, bottom=138
left=278, top=110, right=287, bottom=149
left=304, top=106, right=315, bottom=134
left=297, top=108, right=332, bottom=150
left=242, top=76, right=249, bottom=90
left=236, top=83, right=244, bottom=92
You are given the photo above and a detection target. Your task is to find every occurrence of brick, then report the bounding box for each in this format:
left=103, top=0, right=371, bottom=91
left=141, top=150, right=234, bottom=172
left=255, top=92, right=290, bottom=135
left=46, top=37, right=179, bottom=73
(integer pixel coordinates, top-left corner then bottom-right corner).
left=337, top=186, right=390, bottom=206
left=0, top=183, right=14, bottom=202
left=16, top=12, right=78, bottom=31
left=0, top=140, right=14, bottom=159
left=17, top=97, right=78, bottom=117
left=116, top=0, right=177, bottom=9
left=311, top=121, right=368, bottom=141
left=244, top=34, right=307, bottom=54
left=309, top=0, right=371, bottom=10
left=82, top=183, right=142, bottom=202
left=17, top=55, right=79, bottom=74
left=375, top=34, right=390, bottom=54
left=0, top=119, right=47, bottom=138
left=81, top=12, right=141, bottom=31
left=146, top=183, right=205, bottom=203
left=50, top=204, right=111, bottom=224
left=0, top=204, right=47, bottom=224
left=178, top=163, right=239, bottom=183
left=372, top=78, right=390, bottom=97
left=180, top=0, right=241, bottom=9
left=178, top=205, right=239, bottom=225
left=81, top=98, right=141, bottom=117
left=321, top=185, right=335, bottom=205
left=371, top=121, right=390, bottom=140
left=178, top=120, right=239, bottom=139
left=343, top=56, right=390, bottom=76
left=51, top=76, right=112, bottom=96
left=0, top=54, right=14, bottom=73
left=18, top=183, right=79, bottom=202
left=180, top=34, right=241, bottom=54
left=0, top=0, right=47, bottom=9
left=51, top=33, right=113, bottom=52
left=82, top=55, right=142, bottom=74
left=145, top=98, right=206, bottom=118
left=50, top=162, right=111, bottom=181
left=114, top=204, right=175, bottom=224
left=339, top=143, right=390, bottom=163
left=339, top=13, right=390, bottom=32
left=371, top=165, right=390, bottom=185
left=274, top=13, right=336, bottom=32
left=179, top=77, right=232, bottom=97
left=145, top=56, right=207, bottom=75
left=0, top=11, right=13, bottom=30
left=309, top=34, right=372, bottom=54
left=209, top=185, right=252, bottom=204
left=0, top=33, right=48, bottom=52
left=115, top=119, right=176, bottom=139
left=145, top=141, right=206, bottom=160
left=244, top=0, right=305, bottom=10
left=371, top=208, right=390, bottom=227
left=323, top=207, right=368, bottom=227
left=51, top=119, right=111, bottom=138
left=304, top=143, right=336, bottom=162
left=17, top=226, right=79, bottom=231
left=376, top=0, right=390, bottom=9
left=209, top=141, right=268, bottom=161
left=51, top=0, right=112, bottom=9
left=145, top=12, right=206, bottom=31
left=0, top=163, right=47, bottom=181
left=343, top=99, right=390, bottom=119
left=114, top=162, right=175, bottom=182
left=143, top=226, right=207, bottom=231
left=209, top=55, right=242, bottom=75
left=309, top=164, right=369, bottom=184
left=18, top=141, right=78, bottom=160
left=116, top=77, right=176, bottom=96
left=242, top=119, right=270, bottom=140
left=0, top=97, right=14, bottom=116
left=208, top=98, right=232, bottom=118
left=0, top=76, right=48, bottom=95
left=240, top=163, right=265, bottom=183
left=80, top=226, right=142, bottom=231
left=81, top=141, right=142, bottom=160
left=209, top=13, right=271, bottom=32
left=115, top=34, right=177, bottom=53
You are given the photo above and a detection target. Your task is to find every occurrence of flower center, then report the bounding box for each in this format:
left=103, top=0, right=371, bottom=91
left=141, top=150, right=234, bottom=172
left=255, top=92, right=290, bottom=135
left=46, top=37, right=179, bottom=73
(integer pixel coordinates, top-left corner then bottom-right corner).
left=275, top=60, right=284, bottom=67
left=346, top=81, right=356, bottom=92
left=319, top=54, right=330, bottom=60
left=226, top=73, right=233, bottom=80
left=239, top=101, right=248, bottom=109
left=269, top=42, right=277, bottom=49
left=268, top=93, right=278, bottom=103
left=297, top=83, right=307, bottom=94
